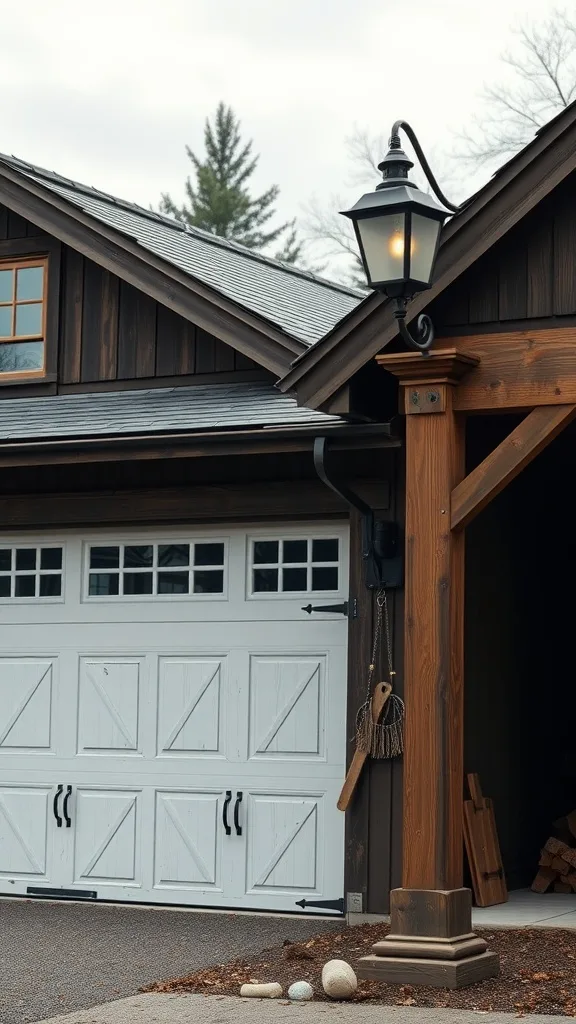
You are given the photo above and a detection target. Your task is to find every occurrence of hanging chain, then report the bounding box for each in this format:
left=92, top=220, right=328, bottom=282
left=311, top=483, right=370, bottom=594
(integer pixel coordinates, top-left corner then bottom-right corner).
left=357, top=587, right=403, bottom=758
left=380, top=589, right=396, bottom=685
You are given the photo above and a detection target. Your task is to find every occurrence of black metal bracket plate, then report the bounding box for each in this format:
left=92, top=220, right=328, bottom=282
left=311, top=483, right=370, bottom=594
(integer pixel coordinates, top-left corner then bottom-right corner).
left=27, top=887, right=97, bottom=900
left=295, top=897, right=345, bottom=913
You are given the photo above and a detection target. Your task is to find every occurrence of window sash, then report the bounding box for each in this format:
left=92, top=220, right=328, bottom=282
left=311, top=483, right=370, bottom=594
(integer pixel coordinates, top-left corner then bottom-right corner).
left=0, top=257, right=47, bottom=378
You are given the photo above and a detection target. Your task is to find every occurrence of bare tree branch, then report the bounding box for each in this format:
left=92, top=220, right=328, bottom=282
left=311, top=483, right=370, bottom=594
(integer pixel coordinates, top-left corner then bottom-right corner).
left=454, top=7, right=576, bottom=167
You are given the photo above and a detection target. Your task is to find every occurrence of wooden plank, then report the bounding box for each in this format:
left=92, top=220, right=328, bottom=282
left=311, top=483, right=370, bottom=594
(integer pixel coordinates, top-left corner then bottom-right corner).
left=196, top=328, right=216, bottom=373
left=468, top=263, right=498, bottom=324
left=0, top=172, right=302, bottom=377
left=344, top=508, right=373, bottom=911
left=338, top=684, right=391, bottom=811
left=402, top=384, right=465, bottom=890
left=498, top=240, right=527, bottom=321
left=0, top=205, right=7, bottom=240
left=463, top=774, right=507, bottom=907
left=7, top=210, right=30, bottom=238
left=80, top=260, right=104, bottom=382
left=117, top=281, right=156, bottom=378
left=214, top=339, right=236, bottom=372
left=451, top=404, right=576, bottom=530
left=60, top=249, right=83, bottom=385
left=441, top=328, right=576, bottom=411
left=527, top=220, right=553, bottom=317
left=156, top=305, right=196, bottom=376
left=554, top=204, right=576, bottom=314
left=0, top=479, right=387, bottom=529
left=99, top=270, right=119, bottom=380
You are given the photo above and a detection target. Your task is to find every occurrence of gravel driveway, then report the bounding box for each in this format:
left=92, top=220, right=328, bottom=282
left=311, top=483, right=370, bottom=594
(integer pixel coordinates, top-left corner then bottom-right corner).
left=0, top=898, right=340, bottom=1024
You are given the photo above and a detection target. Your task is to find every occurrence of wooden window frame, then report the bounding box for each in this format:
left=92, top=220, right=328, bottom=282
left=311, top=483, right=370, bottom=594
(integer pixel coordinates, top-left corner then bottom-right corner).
left=0, top=237, right=60, bottom=385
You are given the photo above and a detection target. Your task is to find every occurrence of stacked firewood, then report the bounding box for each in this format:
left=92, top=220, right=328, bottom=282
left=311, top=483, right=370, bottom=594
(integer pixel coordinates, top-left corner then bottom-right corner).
left=532, top=813, right=576, bottom=893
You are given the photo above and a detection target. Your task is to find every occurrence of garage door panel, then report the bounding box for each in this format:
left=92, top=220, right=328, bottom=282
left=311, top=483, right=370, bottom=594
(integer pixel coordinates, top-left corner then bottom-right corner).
left=153, top=790, right=226, bottom=892
left=248, top=655, right=325, bottom=760
left=0, top=785, right=54, bottom=880
left=73, top=788, right=141, bottom=886
left=157, top=657, right=225, bottom=758
left=245, top=793, right=320, bottom=895
left=0, top=526, right=348, bottom=913
left=77, top=658, right=142, bottom=756
left=0, top=659, right=55, bottom=752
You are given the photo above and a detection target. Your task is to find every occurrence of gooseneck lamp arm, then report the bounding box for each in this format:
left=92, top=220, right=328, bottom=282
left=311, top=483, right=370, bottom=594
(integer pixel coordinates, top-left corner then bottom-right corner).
left=387, top=122, right=461, bottom=353
left=389, top=121, right=460, bottom=214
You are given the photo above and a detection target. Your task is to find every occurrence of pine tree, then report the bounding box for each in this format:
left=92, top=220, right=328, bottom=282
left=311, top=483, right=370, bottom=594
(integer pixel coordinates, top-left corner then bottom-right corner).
left=160, top=103, right=301, bottom=259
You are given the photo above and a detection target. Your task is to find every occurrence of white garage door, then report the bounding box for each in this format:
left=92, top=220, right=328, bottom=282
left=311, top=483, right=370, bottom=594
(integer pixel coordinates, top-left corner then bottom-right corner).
left=0, top=524, right=348, bottom=914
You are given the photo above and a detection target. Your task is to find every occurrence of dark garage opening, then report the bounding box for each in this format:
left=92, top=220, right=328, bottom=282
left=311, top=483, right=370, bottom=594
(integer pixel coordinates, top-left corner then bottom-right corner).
left=465, top=416, right=576, bottom=893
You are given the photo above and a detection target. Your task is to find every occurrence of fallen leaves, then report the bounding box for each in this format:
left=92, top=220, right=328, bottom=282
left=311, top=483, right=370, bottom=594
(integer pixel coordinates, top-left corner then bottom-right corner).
left=142, top=922, right=576, bottom=1015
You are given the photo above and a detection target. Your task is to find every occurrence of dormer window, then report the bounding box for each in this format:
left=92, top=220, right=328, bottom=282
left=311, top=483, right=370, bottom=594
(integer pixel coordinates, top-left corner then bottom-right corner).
left=0, top=258, right=47, bottom=376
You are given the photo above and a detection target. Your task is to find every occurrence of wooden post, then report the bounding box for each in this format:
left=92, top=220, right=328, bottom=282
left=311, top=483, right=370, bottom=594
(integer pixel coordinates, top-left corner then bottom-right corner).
left=358, top=350, right=499, bottom=988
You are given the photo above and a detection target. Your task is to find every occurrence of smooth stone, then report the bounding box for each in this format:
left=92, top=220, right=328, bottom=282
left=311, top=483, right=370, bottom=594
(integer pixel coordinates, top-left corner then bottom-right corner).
left=240, top=982, right=283, bottom=999
left=288, top=981, right=314, bottom=1001
left=321, top=959, right=358, bottom=1000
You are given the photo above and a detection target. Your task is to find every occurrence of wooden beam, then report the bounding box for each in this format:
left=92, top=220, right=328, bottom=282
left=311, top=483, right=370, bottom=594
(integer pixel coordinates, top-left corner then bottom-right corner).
left=445, top=327, right=576, bottom=412
left=0, top=479, right=390, bottom=530
left=402, top=382, right=465, bottom=891
left=451, top=403, right=576, bottom=530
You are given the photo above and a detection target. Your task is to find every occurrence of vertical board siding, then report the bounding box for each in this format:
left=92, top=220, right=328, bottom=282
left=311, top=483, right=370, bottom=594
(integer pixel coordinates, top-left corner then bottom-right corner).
left=117, top=281, right=156, bottom=379
left=0, top=206, right=263, bottom=384
left=61, top=249, right=84, bottom=383
left=156, top=305, right=196, bottom=375
left=468, top=263, right=499, bottom=324
left=527, top=221, right=553, bottom=317
left=554, top=203, right=576, bottom=314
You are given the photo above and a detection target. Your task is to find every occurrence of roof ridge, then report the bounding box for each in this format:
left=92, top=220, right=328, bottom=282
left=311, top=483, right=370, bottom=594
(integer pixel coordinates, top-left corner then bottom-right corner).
left=0, top=152, right=363, bottom=300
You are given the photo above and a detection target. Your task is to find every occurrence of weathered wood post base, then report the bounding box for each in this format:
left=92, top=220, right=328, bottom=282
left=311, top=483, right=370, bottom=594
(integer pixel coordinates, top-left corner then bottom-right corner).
left=358, top=888, right=499, bottom=988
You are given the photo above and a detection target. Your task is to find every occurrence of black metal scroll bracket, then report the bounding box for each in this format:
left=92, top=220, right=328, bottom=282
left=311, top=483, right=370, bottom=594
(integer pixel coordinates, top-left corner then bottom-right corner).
left=313, top=437, right=403, bottom=591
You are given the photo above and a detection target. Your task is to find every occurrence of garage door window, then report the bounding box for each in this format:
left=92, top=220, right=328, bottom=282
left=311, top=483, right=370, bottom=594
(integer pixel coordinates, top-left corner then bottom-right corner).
left=0, top=545, right=63, bottom=599
left=86, top=541, right=226, bottom=598
left=250, top=537, right=339, bottom=594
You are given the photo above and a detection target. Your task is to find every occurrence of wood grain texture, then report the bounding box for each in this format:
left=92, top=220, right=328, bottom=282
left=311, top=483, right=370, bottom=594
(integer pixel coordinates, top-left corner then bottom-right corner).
left=554, top=203, right=576, bottom=314
left=463, top=774, right=508, bottom=907
left=451, top=404, right=576, bottom=530
left=60, top=248, right=84, bottom=384
left=0, top=479, right=381, bottom=528
left=337, top=683, right=392, bottom=811
left=444, top=328, right=576, bottom=411
left=527, top=220, right=553, bottom=317
left=0, top=178, right=303, bottom=376
left=344, top=508, right=373, bottom=907
left=117, top=281, right=156, bottom=378
left=403, top=384, right=465, bottom=890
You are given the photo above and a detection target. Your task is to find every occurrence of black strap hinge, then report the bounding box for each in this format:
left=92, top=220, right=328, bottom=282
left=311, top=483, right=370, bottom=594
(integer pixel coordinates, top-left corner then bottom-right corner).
left=295, top=897, right=345, bottom=913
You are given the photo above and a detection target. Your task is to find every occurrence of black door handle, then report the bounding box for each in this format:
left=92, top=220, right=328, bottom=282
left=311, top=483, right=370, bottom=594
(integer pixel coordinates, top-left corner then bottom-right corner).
left=53, top=784, right=63, bottom=828
left=222, top=790, right=232, bottom=836
left=63, top=785, right=72, bottom=827
left=234, top=792, right=243, bottom=836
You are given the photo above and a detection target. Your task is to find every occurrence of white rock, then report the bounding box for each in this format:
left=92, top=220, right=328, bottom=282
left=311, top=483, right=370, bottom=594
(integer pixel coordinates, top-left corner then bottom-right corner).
left=240, top=982, right=283, bottom=999
left=288, top=981, right=314, bottom=1001
left=321, top=959, right=358, bottom=1000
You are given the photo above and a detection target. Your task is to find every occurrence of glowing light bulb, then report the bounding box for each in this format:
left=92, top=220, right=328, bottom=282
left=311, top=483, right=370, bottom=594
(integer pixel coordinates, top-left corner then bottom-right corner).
left=389, top=233, right=405, bottom=258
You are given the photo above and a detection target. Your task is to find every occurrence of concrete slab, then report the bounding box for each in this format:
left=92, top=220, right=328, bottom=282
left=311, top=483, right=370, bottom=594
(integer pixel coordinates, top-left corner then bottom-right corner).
left=28, top=993, right=572, bottom=1024
left=472, top=889, right=576, bottom=928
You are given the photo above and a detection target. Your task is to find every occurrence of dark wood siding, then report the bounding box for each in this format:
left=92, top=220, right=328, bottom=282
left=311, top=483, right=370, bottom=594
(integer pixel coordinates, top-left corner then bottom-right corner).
left=429, top=172, right=576, bottom=335
left=0, top=204, right=264, bottom=388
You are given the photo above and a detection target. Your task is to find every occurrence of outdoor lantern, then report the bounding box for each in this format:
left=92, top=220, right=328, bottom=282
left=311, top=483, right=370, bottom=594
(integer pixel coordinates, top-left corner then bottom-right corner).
left=342, top=121, right=460, bottom=352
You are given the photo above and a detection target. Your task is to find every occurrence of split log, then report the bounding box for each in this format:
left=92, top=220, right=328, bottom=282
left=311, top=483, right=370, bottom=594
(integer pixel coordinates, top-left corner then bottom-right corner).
left=539, top=851, right=554, bottom=867
left=531, top=867, right=557, bottom=893
left=554, top=881, right=572, bottom=894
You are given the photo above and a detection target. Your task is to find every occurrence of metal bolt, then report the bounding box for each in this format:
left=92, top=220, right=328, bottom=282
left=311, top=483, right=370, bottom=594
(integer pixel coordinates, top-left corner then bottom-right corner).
left=411, top=391, right=420, bottom=406
left=427, top=390, right=440, bottom=404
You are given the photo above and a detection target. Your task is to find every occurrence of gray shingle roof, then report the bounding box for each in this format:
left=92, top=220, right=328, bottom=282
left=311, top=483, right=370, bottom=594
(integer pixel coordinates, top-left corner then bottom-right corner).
left=0, top=154, right=362, bottom=346
left=0, top=383, right=340, bottom=443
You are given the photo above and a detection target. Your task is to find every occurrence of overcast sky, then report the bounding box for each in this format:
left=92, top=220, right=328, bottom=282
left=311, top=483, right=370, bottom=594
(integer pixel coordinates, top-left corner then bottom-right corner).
left=0, top=0, right=565, bottom=272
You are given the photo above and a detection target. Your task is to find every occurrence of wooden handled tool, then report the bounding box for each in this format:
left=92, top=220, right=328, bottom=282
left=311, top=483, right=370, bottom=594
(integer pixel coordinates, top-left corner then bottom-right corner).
left=337, top=682, right=392, bottom=812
